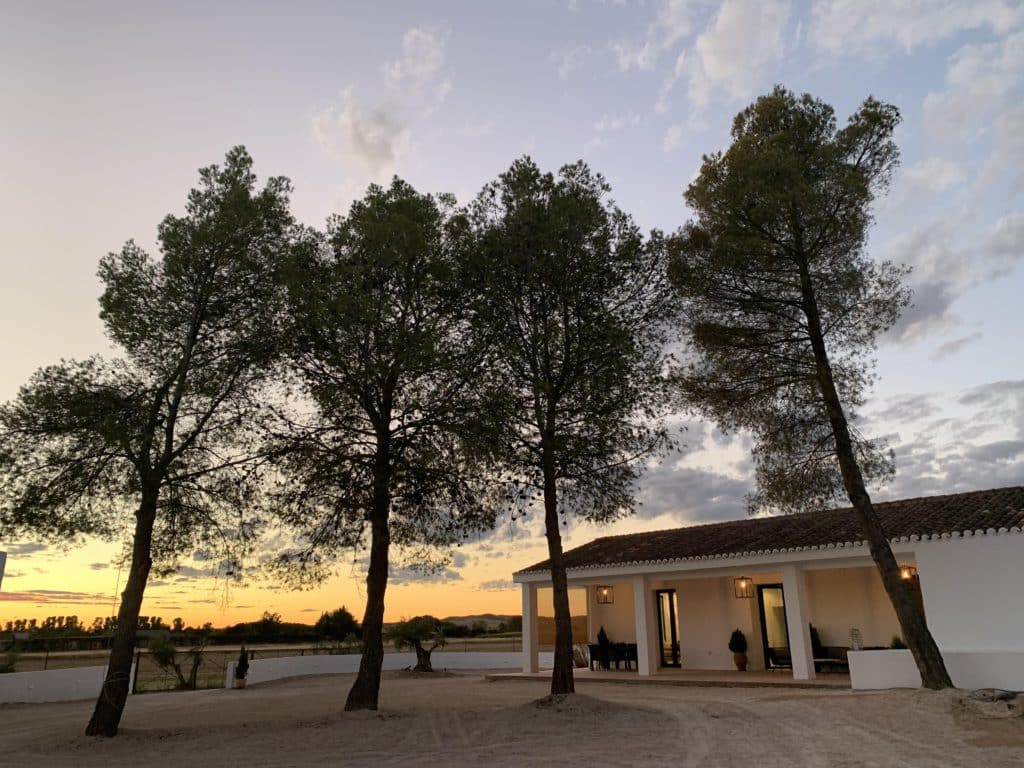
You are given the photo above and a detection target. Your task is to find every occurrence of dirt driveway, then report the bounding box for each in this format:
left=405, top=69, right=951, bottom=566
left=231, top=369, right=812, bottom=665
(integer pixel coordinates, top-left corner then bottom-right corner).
left=2, top=672, right=1021, bottom=767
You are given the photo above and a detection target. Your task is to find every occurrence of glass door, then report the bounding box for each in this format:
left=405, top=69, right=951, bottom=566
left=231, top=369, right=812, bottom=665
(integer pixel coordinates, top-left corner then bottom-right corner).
left=656, top=589, right=680, bottom=668
left=757, top=584, right=790, bottom=668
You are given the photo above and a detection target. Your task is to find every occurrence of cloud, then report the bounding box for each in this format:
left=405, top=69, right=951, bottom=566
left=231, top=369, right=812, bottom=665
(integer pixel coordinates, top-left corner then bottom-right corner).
left=636, top=462, right=751, bottom=522
left=311, top=25, right=452, bottom=204
left=553, top=45, right=592, bottom=80
left=990, top=211, right=1024, bottom=267
left=810, top=0, right=1023, bottom=56
left=869, top=393, right=941, bottom=424
left=986, top=107, right=1024, bottom=190
left=479, top=579, right=516, bottom=591
left=684, top=0, right=791, bottom=107
left=930, top=332, right=983, bottom=360
left=923, top=30, right=1024, bottom=144
left=900, top=157, right=967, bottom=197
left=383, top=26, right=450, bottom=90
left=0, top=589, right=111, bottom=605
left=965, top=440, right=1024, bottom=462
left=958, top=379, right=1024, bottom=438
left=663, top=124, right=684, bottom=153
left=4, top=542, right=48, bottom=555
left=389, top=564, right=464, bottom=585
left=594, top=112, right=644, bottom=132
left=883, top=221, right=967, bottom=342
left=611, top=0, right=701, bottom=72
left=312, top=88, right=411, bottom=181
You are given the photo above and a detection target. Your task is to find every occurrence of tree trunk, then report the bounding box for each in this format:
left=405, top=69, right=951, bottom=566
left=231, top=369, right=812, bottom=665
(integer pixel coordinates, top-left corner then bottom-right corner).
left=798, top=258, right=953, bottom=690
left=413, top=642, right=433, bottom=673
left=345, top=440, right=391, bottom=711
left=85, top=489, right=158, bottom=736
left=542, top=440, right=575, bottom=695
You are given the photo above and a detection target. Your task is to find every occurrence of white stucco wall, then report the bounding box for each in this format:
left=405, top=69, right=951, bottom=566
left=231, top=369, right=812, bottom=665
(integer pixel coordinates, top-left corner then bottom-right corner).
left=805, top=566, right=901, bottom=648
left=588, top=581, right=635, bottom=643
left=849, top=649, right=1024, bottom=690
left=673, top=576, right=757, bottom=671
left=0, top=663, right=136, bottom=704
left=915, top=534, right=1024, bottom=652
left=228, top=651, right=555, bottom=688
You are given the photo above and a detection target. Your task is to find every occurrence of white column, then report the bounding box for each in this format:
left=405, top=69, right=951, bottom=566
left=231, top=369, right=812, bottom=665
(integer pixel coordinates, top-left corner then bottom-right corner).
left=521, top=582, right=539, bottom=673
left=633, top=575, right=658, bottom=676
left=781, top=564, right=816, bottom=680
left=585, top=583, right=597, bottom=644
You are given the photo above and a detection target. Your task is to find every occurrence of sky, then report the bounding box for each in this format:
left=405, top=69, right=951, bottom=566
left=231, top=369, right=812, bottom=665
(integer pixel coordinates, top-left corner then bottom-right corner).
left=1, top=0, right=1022, bottom=629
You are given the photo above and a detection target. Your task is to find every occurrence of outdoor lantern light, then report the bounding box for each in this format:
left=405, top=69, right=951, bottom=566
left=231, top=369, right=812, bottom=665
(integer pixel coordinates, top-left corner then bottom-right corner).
left=733, top=576, right=754, bottom=598
left=596, top=585, right=614, bottom=604
left=899, top=564, right=918, bottom=580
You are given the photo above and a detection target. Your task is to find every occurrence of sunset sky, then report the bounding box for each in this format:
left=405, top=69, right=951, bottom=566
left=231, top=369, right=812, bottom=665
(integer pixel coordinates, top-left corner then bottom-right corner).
left=1, top=1, right=1022, bottom=628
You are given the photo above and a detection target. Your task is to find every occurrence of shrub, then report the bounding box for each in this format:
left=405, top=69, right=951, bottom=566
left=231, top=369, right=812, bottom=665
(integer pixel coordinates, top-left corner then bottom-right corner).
left=728, top=629, right=747, bottom=654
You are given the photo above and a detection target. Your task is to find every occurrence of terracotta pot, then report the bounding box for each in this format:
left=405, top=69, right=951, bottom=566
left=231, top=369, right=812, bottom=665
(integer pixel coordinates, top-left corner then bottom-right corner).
left=233, top=677, right=247, bottom=689
left=733, top=652, right=748, bottom=671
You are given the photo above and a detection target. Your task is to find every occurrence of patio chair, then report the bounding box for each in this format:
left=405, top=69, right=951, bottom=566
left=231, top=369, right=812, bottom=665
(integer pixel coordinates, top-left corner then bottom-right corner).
left=766, top=647, right=792, bottom=671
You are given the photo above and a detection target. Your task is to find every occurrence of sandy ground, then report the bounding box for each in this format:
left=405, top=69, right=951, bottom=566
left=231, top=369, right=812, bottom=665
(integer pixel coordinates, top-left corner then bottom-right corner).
left=2, top=671, right=1021, bottom=767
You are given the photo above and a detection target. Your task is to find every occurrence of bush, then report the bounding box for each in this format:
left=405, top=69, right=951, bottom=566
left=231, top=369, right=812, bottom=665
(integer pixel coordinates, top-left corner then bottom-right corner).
left=728, top=629, right=747, bottom=653
left=890, top=635, right=907, bottom=649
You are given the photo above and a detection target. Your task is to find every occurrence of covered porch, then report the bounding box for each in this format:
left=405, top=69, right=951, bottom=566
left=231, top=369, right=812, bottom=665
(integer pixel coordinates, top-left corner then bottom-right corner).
left=517, top=548, right=914, bottom=683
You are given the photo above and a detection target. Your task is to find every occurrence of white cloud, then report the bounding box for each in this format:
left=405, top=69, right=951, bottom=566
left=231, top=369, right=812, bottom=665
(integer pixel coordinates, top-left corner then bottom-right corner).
left=383, top=26, right=450, bottom=90
left=930, top=332, right=982, bottom=361
left=594, top=111, right=644, bottom=131
left=988, top=211, right=1024, bottom=274
left=311, top=26, right=453, bottom=206
left=810, top=0, right=1023, bottom=56
left=311, top=88, right=410, bottom=181
left=989, top=106, right=1024, bottom=189
left=612, top=0, right=703, bottom=72
left=902, top=158, right=967, bottom=196
left=663, top=124, right=684, bottom=153
left=685, top=0, right=791, bottom=107
left=923, top=30, right=1024, bottom=143
left=553, top=45, right=592, bottom=80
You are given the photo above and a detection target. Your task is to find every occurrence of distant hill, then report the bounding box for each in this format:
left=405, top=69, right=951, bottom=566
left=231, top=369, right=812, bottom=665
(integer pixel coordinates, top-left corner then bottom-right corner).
left=441, top=613, right=517, bottom=629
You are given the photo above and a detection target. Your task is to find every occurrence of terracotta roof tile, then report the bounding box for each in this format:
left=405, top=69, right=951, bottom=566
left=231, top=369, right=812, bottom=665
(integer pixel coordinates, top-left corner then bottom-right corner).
left=517, top=486, right=1024, bottom=574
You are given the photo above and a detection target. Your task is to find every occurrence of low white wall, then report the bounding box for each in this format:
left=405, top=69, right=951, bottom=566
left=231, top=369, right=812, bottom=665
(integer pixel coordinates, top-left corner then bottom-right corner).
left=228, top=651, right=556, bottom=688
left=849, top=650, right=1024, bottom=690
left=0, top=663, right=137, bottom=704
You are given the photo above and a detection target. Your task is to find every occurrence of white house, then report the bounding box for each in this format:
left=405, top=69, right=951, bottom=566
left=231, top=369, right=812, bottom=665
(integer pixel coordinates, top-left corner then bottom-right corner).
left=513, top=486, right=1024, bottom=690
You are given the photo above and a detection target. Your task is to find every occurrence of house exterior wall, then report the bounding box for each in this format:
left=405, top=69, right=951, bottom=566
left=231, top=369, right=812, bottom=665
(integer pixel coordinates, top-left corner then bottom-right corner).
left=915, top=533, right=1024, bottom=651
left=671, top=576, right=757, bottom=671
left=805, top=566, right=900, bottom=648
left=588, top=581, right=635, bottom=643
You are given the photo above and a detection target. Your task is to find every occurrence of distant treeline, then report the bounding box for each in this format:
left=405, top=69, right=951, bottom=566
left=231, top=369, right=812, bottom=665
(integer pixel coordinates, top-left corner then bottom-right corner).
left=2, top=608, right=523, bottom=649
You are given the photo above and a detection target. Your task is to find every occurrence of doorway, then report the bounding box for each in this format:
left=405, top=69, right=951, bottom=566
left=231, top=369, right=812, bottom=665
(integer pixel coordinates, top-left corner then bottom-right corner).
left=655, top=589, right=680, bottom=668
left=757, top=584, right=789, bottom=667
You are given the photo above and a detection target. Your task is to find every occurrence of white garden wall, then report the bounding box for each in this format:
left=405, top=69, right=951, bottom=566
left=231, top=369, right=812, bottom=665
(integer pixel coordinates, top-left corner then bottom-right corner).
left=227, top=651, right=556, bottom=688
left=0, top=663, right=136, bottom=704
left=849, top=649, right=1024, bottom=690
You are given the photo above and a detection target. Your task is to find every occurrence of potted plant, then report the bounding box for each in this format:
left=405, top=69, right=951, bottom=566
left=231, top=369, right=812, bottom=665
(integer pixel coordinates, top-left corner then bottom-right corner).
left=233, top=646, right=249, bottom=689
left=728, top=629, right=748, bottom=671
